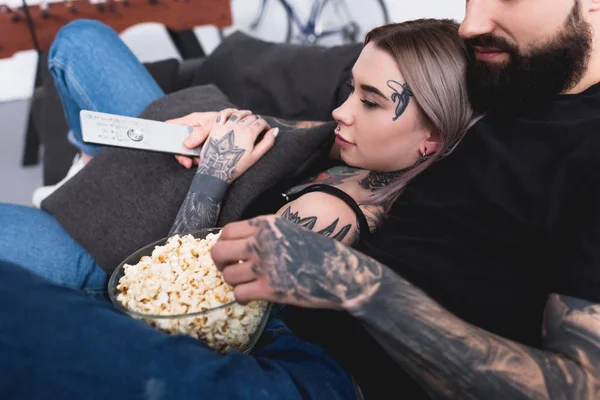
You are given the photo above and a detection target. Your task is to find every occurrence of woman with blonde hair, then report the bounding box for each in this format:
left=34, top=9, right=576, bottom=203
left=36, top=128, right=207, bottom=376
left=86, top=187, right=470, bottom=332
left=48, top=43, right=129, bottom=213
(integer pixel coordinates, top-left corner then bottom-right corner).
left=166, top=18, right=476, bottom=250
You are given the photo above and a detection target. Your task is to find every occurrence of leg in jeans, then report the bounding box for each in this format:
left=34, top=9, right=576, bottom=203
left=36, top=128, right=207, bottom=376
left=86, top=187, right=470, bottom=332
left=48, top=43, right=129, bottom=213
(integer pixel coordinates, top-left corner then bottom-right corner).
left=32, top=19, right=165, bottom=206
left=48, top=19, right=165, bottom=157
left=0, top=204, right=107, bottom=293
left=0, top=261, right=358, bottom=400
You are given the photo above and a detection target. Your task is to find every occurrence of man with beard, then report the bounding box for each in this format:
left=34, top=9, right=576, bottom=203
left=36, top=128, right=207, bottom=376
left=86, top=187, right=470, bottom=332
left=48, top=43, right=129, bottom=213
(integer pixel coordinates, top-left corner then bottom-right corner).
left=210, top=0, right=600, bottom=398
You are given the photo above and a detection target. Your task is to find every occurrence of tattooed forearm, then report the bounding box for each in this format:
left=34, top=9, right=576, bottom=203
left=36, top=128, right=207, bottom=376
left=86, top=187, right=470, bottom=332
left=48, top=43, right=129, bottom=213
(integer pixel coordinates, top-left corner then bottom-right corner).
left=248, top=217, right=381, bottom=305
left=169, top=174, right=228, bottom=236
left=246, top=216, right=600, bottom=398
left=280, top=206, right=353, bottom=242
left=351, top=266, right=600, bottom=399
left=170, top=193, right=220, bottom=235
left=387, top=80, right=413, bottom=121
left=170, top=128, right=248, bottom=234
left=197, top=130, right=245, bottom=183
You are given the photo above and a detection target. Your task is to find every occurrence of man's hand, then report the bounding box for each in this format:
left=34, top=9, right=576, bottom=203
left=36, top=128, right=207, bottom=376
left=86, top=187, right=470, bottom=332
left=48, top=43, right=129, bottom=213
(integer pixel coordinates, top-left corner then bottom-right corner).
left=165, top=111, right=220, bottom=169
left=211, top=215, right=382, bottom=310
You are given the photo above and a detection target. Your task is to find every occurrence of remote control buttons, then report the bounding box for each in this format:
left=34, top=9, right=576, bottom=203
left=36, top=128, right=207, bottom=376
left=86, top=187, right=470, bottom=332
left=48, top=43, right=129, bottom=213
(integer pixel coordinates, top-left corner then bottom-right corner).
left=127, top=128, right=144, bottom=142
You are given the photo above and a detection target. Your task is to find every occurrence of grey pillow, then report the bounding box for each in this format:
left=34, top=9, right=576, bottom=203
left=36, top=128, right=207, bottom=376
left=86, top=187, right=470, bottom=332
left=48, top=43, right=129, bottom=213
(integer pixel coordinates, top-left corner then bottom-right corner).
left=42, top=85, right=335, bottom=273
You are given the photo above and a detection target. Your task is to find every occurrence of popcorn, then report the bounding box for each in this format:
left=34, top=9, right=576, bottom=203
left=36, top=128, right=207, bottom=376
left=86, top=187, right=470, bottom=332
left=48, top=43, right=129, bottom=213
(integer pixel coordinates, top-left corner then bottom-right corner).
left=116, top=232, right=267, bottom=353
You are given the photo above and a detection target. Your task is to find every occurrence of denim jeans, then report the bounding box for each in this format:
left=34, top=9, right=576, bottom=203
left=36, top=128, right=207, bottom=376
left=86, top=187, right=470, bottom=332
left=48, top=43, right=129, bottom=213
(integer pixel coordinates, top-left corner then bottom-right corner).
left=49, top=19, right=164, bottom=156
left=0, top=204, right=108, bottom=293
left=0, top=261, right=358, bottom=399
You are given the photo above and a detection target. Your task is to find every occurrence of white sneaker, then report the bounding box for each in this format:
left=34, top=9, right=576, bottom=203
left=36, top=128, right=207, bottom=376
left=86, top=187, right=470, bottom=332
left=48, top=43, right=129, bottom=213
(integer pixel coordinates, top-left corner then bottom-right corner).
left=32, top=154, right=86, bottom=208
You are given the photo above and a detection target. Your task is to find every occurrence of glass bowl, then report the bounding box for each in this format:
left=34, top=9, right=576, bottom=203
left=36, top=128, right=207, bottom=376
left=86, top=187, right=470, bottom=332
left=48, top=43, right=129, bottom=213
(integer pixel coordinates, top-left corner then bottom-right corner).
left=108, top=227, right=271, bottom=354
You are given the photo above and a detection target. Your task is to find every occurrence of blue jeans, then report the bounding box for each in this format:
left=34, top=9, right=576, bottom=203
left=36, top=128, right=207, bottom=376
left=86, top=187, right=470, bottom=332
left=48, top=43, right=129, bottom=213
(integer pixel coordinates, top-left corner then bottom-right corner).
left=0, top=20, right=165, bottom=291
left=0, top=208, right=361, bottom=399
left=49, top=19, right=164, bottom=156
left=0, top=204, right=108, bottom=293
left=0, top=261, right=358, bottom=399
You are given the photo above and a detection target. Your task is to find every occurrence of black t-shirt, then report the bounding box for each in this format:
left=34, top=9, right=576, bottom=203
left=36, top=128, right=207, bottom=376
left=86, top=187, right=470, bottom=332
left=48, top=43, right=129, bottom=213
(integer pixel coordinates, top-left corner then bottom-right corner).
left=283, top=83, right=600, bottom=399
left=366, top=83, right=600, bottom=346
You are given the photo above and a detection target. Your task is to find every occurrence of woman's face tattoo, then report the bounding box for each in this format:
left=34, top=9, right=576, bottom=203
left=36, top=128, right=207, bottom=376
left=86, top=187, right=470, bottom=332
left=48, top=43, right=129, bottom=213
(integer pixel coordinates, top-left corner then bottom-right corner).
left=387, top=80, right=413, bottom=121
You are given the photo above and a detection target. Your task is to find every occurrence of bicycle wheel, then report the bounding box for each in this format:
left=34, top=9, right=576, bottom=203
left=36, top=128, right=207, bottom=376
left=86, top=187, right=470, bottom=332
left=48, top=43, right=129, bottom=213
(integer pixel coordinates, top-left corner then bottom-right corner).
left=315, top=0, right=390, bottom=46
left=219, top=0, right=292, bottom=44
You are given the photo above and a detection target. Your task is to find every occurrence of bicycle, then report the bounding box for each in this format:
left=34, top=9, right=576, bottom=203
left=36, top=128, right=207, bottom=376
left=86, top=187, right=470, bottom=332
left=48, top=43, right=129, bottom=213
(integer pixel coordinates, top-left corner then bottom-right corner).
left=220, top=0, right=390, bottom=45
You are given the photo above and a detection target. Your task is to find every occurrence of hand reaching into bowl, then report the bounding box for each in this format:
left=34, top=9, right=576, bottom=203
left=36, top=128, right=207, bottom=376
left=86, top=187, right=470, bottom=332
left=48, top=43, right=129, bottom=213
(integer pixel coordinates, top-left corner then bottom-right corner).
left=211, top=215, right=383, bottom=312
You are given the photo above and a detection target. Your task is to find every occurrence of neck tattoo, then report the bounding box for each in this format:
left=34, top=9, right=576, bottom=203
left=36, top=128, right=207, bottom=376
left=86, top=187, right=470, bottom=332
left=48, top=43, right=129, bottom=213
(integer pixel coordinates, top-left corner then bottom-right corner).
left=359, top=168, right=410, bottom=191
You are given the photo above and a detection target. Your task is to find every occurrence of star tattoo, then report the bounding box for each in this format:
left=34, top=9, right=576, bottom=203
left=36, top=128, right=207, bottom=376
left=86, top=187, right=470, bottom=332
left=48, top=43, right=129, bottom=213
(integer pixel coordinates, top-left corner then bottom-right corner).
left=197, top=130, right=245, bottom=182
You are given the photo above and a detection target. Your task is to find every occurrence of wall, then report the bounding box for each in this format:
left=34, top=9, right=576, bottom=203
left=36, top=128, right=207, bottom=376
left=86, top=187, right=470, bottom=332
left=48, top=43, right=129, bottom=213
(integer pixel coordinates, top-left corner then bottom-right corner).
left=0, top=0, right=465, bottom=102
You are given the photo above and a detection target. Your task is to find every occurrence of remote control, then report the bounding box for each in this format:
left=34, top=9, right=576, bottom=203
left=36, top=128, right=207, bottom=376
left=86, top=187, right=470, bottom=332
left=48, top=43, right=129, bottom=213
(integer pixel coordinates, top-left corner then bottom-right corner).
left=80, top=110, right=202, bottom=157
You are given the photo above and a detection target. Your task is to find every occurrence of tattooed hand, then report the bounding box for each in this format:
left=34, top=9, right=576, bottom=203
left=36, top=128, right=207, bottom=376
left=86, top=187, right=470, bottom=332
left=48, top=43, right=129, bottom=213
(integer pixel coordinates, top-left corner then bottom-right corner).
left=211, top=215, right=383, bottom=310
left=197, top=109, right=279, bottom=184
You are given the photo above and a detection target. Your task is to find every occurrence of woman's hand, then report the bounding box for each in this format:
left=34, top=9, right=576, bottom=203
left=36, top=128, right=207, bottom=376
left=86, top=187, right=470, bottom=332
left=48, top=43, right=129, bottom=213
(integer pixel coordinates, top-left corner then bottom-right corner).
left=211, top=215, right=382, bottom=311
left=197, top=109, right=279, bottom=184
left=166, top=111, right=220, bottom=169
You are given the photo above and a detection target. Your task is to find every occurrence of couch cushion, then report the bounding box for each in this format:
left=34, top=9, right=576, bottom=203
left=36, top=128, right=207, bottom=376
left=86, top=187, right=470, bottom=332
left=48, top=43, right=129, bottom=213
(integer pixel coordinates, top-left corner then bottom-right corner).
left=42, top=85, right=335, bottom=273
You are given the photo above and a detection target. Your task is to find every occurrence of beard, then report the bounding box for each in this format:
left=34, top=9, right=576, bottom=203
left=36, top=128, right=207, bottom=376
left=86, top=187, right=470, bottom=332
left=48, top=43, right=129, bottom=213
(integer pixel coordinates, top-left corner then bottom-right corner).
left=465, top=1, right=592, bottom=114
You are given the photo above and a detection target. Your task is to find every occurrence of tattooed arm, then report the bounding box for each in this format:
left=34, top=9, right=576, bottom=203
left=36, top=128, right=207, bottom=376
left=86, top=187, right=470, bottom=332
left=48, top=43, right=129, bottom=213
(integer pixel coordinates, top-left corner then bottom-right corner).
left=357, top=269, right=600, bottom=399
left=212, top=216, right=600, bottom=399
left=170, top=110, right=278, bottom=235
left=276, top=192, right=361, bottom=246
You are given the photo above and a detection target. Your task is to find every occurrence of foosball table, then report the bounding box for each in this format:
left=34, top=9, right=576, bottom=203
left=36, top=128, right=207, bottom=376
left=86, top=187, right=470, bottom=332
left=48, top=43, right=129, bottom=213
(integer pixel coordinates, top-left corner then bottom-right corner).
left=0, top=0, right=232, bottom=58
left=0, top=0, right=232, bottom=166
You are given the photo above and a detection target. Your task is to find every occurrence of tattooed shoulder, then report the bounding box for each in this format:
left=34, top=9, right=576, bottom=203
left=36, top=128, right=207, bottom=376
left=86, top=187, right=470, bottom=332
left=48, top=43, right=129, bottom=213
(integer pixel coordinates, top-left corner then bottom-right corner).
left=277, top=191, right=360, bottom=246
